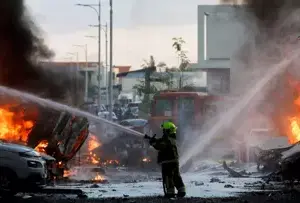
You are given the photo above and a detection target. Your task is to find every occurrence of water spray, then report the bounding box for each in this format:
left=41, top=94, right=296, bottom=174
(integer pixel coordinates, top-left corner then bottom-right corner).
left=0, top=86, right=144, bottom=138
left=180, top=51, right=300, bottom=168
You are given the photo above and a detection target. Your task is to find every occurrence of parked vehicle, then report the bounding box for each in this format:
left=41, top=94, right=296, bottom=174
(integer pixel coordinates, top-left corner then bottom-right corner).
left=127, top=101, right=141, bottom=109
left=119, top=119, right=148, bottom=133
left=98, top=111, right=118, bottom=122
left=122, top=108, right=138, bottom=120
left=0, top=140, right=48, bottom=197
left=130, top=107, right=139, bottom=118
left=113, top=103, right=124, bottom=121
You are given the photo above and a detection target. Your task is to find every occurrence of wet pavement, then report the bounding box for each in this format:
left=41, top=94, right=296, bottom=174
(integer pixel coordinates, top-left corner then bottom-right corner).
left=1, top=190, right=300, bottom=203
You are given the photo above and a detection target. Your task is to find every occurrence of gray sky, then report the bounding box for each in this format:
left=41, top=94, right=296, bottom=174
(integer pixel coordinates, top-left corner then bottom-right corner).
left=26, top=0, right=219, bottom=69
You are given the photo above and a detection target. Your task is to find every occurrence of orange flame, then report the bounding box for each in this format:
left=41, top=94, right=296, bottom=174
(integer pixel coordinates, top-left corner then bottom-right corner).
left=0, top=107, right=34, bottom=143
left=288, top=117, right=300, bottom=144
left=93, top=173, right=104, bottom=181
left=90, top=151, right=100, bottom=164
left=34, top=140, right=48, bottom=153
left=88, top=135, right=101, bottom=151
left=63, top=170, right=76, bottom=178
left=103, top=160, right=119, bottom=165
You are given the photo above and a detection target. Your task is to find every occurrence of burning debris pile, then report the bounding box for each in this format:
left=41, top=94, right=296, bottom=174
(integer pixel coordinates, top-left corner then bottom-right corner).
left=219, top=0, right=300, bottom=185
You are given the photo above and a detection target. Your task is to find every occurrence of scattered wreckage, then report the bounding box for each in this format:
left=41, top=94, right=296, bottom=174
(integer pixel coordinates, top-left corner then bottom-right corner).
left=223, top=141, right=300, bottom=185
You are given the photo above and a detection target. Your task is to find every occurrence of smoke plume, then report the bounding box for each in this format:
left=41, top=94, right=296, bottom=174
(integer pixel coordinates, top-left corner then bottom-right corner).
left=181, top=0, right=300, bottom=170
left=232, top=0, right=300, bottom=132
left=0, top=0, right=74, bottom=101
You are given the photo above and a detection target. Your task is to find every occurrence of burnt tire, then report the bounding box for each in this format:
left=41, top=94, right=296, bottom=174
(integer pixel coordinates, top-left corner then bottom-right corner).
left=0, top=168, right=18, bottom=197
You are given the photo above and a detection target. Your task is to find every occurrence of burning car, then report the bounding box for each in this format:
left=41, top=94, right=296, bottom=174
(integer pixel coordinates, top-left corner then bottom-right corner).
left=0, top=97, right=90, bottom=178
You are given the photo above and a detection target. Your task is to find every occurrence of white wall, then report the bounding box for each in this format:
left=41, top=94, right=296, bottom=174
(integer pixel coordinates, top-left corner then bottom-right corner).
left=197, top=5, right=246, bottom=69
left=120, top=78, right=141, bottom=93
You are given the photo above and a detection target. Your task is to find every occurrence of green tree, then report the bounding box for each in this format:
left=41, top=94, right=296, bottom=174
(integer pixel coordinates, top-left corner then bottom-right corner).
left=133, top=56, right=173, bottom=99
left=171, top=37, right=192, bottom=89
left=172, top=37, right=190, bottom=71
left=133, top=37, right=195, bottom=117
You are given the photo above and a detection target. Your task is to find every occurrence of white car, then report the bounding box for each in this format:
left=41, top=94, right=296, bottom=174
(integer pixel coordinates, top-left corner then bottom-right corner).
left=0, top=140, right=47, bottom=197
left=98, top=111, right=118, bottom=122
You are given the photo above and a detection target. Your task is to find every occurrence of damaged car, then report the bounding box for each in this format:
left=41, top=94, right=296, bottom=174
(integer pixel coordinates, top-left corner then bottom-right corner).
left=0, top=140, right=47, bottom=197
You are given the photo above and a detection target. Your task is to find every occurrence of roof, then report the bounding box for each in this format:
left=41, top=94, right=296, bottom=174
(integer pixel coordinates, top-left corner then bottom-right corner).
left=116, top=67, right=156, bottom=78
left=114, top=66, right=131, bottom=73
left=41, top=61, right=104, bottom=68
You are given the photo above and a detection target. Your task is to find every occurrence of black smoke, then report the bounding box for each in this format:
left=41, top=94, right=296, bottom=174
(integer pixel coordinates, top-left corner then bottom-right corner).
left=242, top=0, right=300, bottom=28
left=0, top=0, right=74, bottom=102
left=232, top=0, right=300, bottom=136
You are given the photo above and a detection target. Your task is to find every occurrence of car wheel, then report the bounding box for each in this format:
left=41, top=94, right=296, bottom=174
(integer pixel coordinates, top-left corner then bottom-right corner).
left=0, top=168, right=17, bottom=197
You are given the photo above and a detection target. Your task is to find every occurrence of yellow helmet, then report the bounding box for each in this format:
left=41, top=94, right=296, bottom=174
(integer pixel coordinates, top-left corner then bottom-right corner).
left=161, top=121, right=177, bottom=134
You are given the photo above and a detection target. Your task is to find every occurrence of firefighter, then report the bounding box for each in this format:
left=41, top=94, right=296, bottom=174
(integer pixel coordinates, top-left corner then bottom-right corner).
left=146, top=121, right=186, bottom=198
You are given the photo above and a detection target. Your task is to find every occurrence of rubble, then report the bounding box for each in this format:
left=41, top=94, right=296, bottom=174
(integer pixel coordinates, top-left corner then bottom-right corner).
left=222, top=141, right=300, bottom=190
left=224, top=184, right=234, bottom=188
left=210, top=178, right=225, bottom=183
left=191, top=181, right=204, bottom=186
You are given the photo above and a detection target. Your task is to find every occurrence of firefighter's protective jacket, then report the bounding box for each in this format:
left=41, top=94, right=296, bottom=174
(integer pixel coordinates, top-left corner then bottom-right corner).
left=150, top=133, right=179, bottom=164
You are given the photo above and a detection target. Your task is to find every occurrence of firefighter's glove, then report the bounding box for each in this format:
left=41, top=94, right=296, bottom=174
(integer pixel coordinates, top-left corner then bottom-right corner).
left=149, top=136, right=157, bottom=145
left=144, top=134, right=150, bottom=139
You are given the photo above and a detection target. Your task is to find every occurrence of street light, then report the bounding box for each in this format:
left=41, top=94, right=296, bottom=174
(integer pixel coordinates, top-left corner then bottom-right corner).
left=108, top=0, right=113, bottom=121
left=76, top=0, right=102, bottom=108
left=73, top=44, right=89, bottom=102
left=89, top=23, right=108, bottom=106
left=67, top=52, right=79, bottom=67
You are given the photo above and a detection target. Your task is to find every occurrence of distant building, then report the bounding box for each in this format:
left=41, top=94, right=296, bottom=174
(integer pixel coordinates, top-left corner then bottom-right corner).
left=116, top=66, right=206, bottom=99
left=41, top=61, right=130, bottom=104
left=197, top=5, right=246, bottom=94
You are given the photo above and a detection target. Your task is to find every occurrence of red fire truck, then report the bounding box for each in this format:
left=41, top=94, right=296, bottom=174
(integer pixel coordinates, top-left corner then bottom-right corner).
left=147, top=89, right=228, bottom=141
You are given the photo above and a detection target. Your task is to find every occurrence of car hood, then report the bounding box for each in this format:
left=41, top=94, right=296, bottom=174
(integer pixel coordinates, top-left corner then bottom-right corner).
left=0, top=142, right=38, bottom=154
left=40, top=153, right=56, bottom=161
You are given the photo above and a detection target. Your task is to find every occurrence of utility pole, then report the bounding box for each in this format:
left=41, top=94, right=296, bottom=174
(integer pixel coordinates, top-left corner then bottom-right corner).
left=88, top=23, right=108, bottom=105
left=104, top=23, right=109, bottom=106
left=98, top=1, right=102, bottom=108
left=108, top=0, right=113, bottom=121
left=76, top=0, right=102, bottom=109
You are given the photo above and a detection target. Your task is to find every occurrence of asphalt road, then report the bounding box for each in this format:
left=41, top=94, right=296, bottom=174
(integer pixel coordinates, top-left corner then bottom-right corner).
left=2, top=190, right=300, bottom=203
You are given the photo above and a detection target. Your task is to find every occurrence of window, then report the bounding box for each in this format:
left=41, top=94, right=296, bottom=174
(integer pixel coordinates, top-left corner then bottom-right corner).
left=154, top=99, right=172, bottom=116
left=178, top=97, right=194, bottom=111
left=129, top=119, right=147, bottom=127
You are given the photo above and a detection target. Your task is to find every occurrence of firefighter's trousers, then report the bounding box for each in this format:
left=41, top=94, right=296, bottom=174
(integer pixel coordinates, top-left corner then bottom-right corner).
left=161, top=162, right=185, bottom=197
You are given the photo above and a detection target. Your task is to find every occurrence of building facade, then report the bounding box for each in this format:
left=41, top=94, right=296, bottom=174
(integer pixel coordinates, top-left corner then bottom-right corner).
left=197, top=5, right=246, bottom=94
left=41, top=62, right=130, bottom=105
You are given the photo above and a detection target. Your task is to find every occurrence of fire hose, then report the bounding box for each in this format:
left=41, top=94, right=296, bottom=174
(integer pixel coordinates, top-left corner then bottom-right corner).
left=0, top=85, right=145, bottom=138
